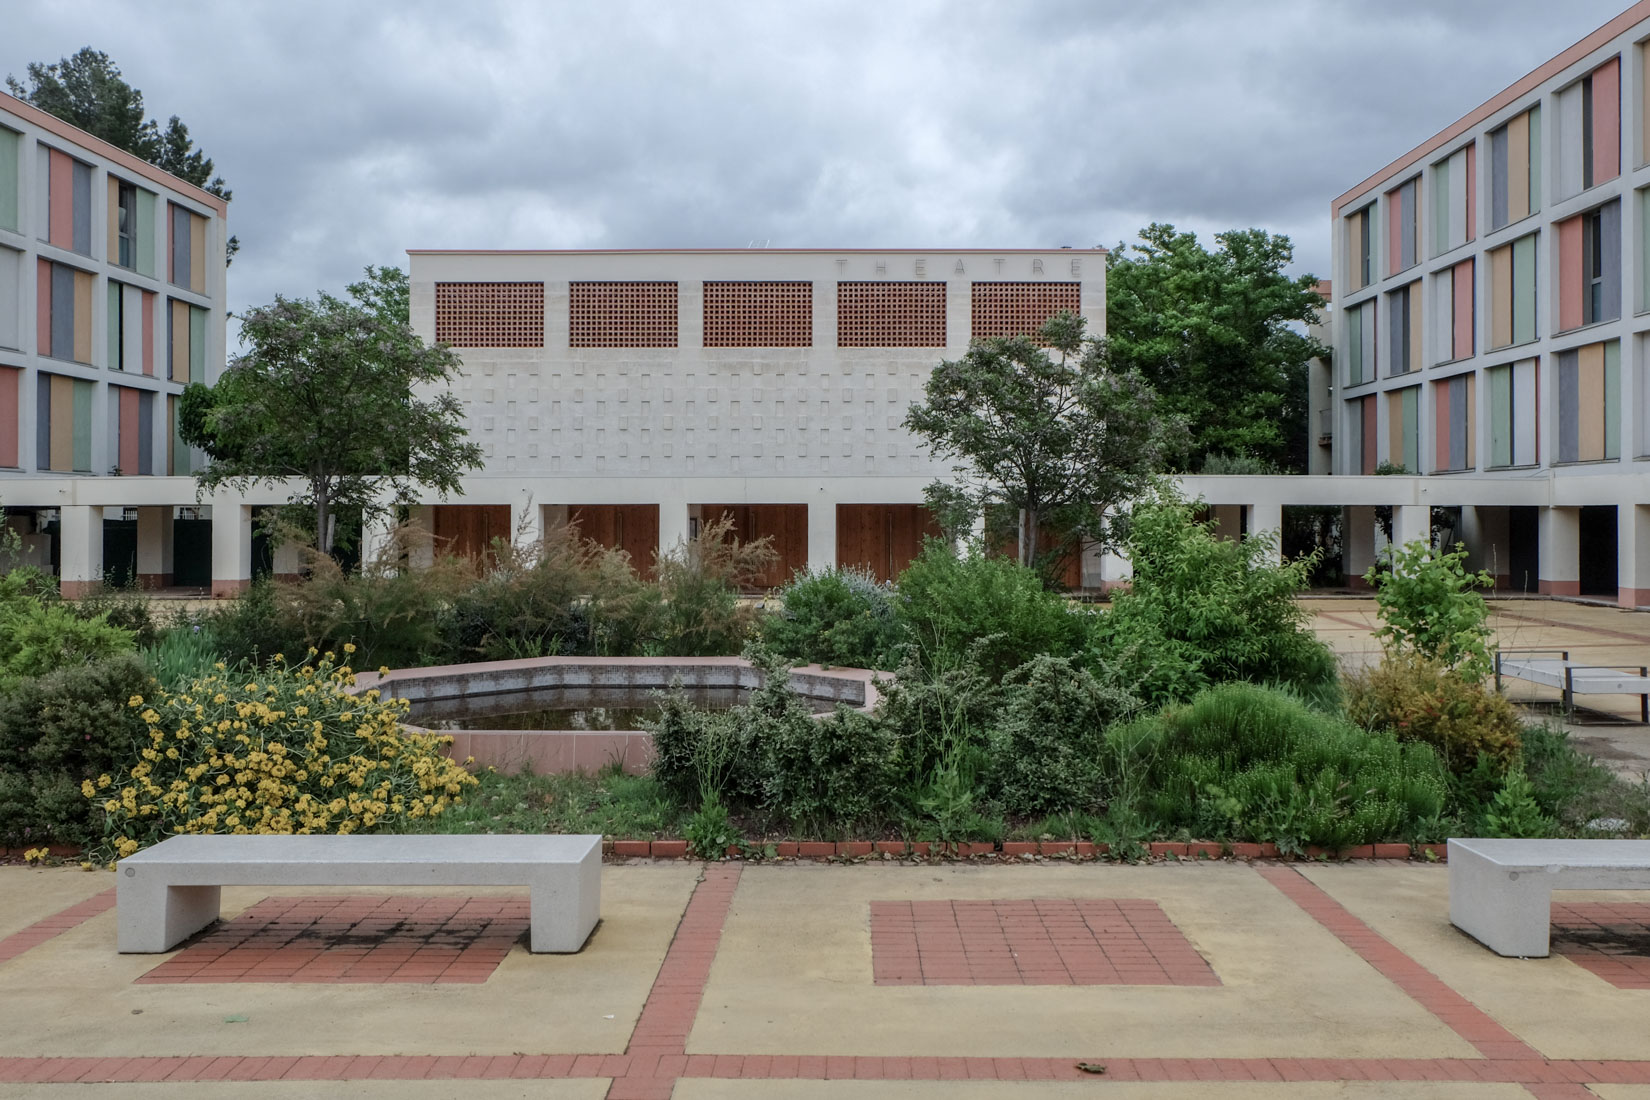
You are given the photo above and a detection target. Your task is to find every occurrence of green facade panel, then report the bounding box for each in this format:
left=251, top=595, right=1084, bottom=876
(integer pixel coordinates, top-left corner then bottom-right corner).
left=72, top=378, right=92, bottom=472
left=1512, top=235, right=1537, bottom=346
left=0, top=128, right=17, bottom=232
left=134, top=189, right=156, bottom=278
left=1489, top=366, right=1512, bottom=468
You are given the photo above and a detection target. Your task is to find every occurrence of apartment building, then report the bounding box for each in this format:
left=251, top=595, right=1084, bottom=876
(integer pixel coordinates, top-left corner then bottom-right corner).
left=1326, top=2, right=1650, bottom=602
left=0, top=89, right=229, bottom=594
left=404, top=248, right=1114, bottom=586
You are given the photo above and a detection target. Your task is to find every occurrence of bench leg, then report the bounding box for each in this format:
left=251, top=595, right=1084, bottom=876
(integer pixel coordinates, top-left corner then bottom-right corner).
left=117, top=876, right=221, bottom=953
left=528, top=849, right=602, bottom=953
left=1449, top=857, right=1552, bottom=957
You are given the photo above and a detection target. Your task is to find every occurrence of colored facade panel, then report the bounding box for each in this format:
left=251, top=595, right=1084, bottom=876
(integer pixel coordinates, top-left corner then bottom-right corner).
left=1593, top=57, right=1621, bottom=185
left=37, top=259, right=95, bottom=363
left=1386, top=282, right=1421, bottom=374
left=1432, top=144, right=1476, bottom=254
left=113, top=386, right=155, bottom=476
left=1386, top=178, right=1417, bottom=274
left=1347, top=206, right=1373, bottom=289
left=141, top=290, right=154, bottom=375
left=1360, top=396, right=1377, bottom=474
left=168, top=298, right=198, bottom=382
left=1491, top=106, right=1540, bottom=229
left=1451, top=259, right=1474, bottom=360
left=168, top=203, right=207, bottom=292
left=1587, top=200, right=1622, bottom=325
left=1558, top=214, right=1585, bottom=331
left=1345, top=298, right=1376, bottom=385
left=109, top=282, right=150, bottom=372
left=1556, top=340, right=1620, bottom=462
left=0, top=366, right=17, bottom=467
left=1386, top=385, right=1419, bottom=471
left=0, top=127, right=17, bottom=232
left=44, top=150, right=92, bottom=254
left=37, top=372, right=94, bottom=472
left=1488, top=358, right=1539, bottom=468
left=189, top=305, right=206, bottom=383
left=168, top=394, right=190, bottom=475
left=1434, top=373, right=1476, bottom=472
left=0, top=246, right=17, bottom=350
left=134, top=188, right=155, bottom=277
left=1489, top=236, right=1538, bottom=349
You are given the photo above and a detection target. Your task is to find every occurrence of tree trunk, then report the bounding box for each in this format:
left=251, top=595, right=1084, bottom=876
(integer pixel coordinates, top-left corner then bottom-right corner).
left=314, top=482, right=332, bottom=556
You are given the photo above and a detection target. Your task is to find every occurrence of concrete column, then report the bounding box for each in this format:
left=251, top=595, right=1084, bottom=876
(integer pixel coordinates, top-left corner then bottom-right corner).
left=1344, top=506, right=1376, bottom=586
left=1461, top=506, right=1510, bottom=587
left=510, top=491, right=543, bottom=549
left=58, top=505, right=104, bottom=599
left=807, top=500, right=837, bottom=573
left=211, top=497, right=253, bottom=598
left=1618, top=504, right=1650, bottom=607
left=1538, top=506, right=1581, bottom=597
left=405, top=505, right=436, bottom=571
left=658, top=494, right=691, bottom=557
left=1247, top=502, right=1283, bottom=564
left=1392, top=505, right=1431, bottom=553
left=135, top=506, right=174, bottom=589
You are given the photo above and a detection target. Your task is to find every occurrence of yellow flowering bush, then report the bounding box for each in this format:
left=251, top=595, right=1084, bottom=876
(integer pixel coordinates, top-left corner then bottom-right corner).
left=87, top=651, right=476, bottom=864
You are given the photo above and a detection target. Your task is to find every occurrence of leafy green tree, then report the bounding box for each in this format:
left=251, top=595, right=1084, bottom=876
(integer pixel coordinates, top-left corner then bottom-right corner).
left=1365, top=540, right=1496, bottom=682
left=7, top=48, right=237, bottom=262
left=1106, top=224, right=1326, bottom=472
left=180, top=267, right=483, bottom=556
left=903, top=311, right=1180, bottom=581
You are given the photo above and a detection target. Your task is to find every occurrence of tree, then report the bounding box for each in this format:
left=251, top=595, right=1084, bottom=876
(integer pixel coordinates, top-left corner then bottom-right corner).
left=7, top=49, right=238, bottom=263
left=180, top=267, right=483, bottom=556
left=1106, top=224, right=1326, bottom=472
left=902, top=311, right=1181, bottom=583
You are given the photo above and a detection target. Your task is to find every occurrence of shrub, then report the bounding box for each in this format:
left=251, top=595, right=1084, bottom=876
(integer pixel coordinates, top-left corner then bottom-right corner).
left=761, top=566, right=903, bottom=670
left=1343, top=655, right=1524, bottom=774
left=0, top=597, right=135, bottom=690
left=145, top=623, right=226, bottom=690
left=1095, top=494, right=1335, bottom=705
left=201, top=579, right=307, bottom=668
left=1365, top=540, right=1494, bottom=681
left=653, top=515, right=777, bottom=656
left=1117, top=683, right=1449, bottom=851
left=895, top=541, right=1083, bottom=679
left=989, top=655, right=1138, bottom=815
left=1481, top=763, right=1554, bottom=838
left=1521, top=724, right=1650, bottom=836
left=70, top=585, right=162, bottom=649
left=0, top=655, right=151, bottom=847
left=87, top=651, right=477, bottom=863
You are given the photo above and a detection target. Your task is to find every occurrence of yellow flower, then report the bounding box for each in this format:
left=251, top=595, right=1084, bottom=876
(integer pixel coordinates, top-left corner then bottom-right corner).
left=81, top=780, right=96, bottom=798
left=127, top=695, right=143, bottom=707
left=343, top=643, right=356, bottom=654
left=97, top=774, right=111, bottom=789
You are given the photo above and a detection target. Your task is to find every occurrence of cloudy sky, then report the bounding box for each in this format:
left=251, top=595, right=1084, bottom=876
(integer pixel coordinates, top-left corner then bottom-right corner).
left=3, top=0, right=1635, bottom=325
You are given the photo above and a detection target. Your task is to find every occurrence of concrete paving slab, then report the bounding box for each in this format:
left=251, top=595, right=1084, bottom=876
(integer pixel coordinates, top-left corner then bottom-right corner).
left=1298, top=862, right=1650, bottom=1061
left=0, top=1083, right=608, bottom=1100
left=672, top=1081, right=1534, bottom=1099
left=0, top=869, right=110, bottom=941
left=691, top=862, right=1477, bottom=1060
left=1593, top=1088, right=1650, bottom=1099
left=0, top=865, right=697, bottom=1059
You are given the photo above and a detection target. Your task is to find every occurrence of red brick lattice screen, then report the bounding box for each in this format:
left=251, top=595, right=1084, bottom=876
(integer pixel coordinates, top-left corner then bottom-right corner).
left=569, top=281, right=679, bottom=347
left=836, top=282, right=947, bottom=347
left=433, top=282, right=544, bottom=347
left=970, top=281, right=1081, bottom=343
left=703, top=281, right=813, bottom=347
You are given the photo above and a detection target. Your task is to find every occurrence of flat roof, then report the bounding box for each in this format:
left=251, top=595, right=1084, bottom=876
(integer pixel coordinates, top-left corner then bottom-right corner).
left=406, top=246, right=1107, bottom=255
left=1330, top=0, right=1650, bottom=217
left=0, top=89, right=230, bottom=216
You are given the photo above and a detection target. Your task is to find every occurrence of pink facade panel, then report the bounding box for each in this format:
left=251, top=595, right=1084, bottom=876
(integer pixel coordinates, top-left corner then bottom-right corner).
left=118, top=387, right=141, bottom=474
left=0, top=366, right=17, bottom=468
left=1593, top=56, right=1621, bottom=182
left=48, top=150, right=73, bottom=250
left=141, top=290, right=154, bottom=375
left=1557, top=216, right=1584, bottom=331
left=1464, top=143, right=1477, bottom=241
left=1452, top=260, right=1474, bottom=360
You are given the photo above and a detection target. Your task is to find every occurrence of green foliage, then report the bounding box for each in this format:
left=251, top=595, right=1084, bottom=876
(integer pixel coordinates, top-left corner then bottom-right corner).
left=1365, top=540, right=1495, bottom=681
left=1520, top=725, right=1650, bottom=836
left=1481, top=763, right=1554, bottom=839
left=196, top=579, right=306, bottom=669
left=399, top=763, right=686, bottom=839
left=180, top=267, right=483, bottom=555
left=1116, top=683, right=1450, bottom=851
left=903, top=310, right=1180, bottom=576
left=70, top=586, right=161, bottom=649
left=0, top=655, right=150, bottom=846
left=1096, top=494, right=1335, bottom=704
left=895, top=541, right=1084, bottom=679
left=762, top=566, right=903, bottom=670
left=684, top=796, right=738, bottom=859
left=652, top=515, right=777, bottom=656
left=1344, top=655, right=1524, bottom=774
left=1106, top=223, right=1326, bottom=472
left=144, top=623, right=227, bottom=690
left=0, top=572, right=136, bottom=689
left=989, top=655, right=1138, bottom=815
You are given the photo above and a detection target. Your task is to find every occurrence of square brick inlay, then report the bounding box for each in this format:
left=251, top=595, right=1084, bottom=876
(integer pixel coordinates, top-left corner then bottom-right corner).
left=135, top=896, right=525, bottom=985
left=433, top=282, right=545, bottom=347
left=1551, top=901, right=1650, bottom=989
left=869, top=898, right=1218, bottom=987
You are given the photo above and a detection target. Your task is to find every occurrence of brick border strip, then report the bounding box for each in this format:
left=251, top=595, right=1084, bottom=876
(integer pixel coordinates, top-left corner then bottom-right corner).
left=0, top=888, right=114, bottom=963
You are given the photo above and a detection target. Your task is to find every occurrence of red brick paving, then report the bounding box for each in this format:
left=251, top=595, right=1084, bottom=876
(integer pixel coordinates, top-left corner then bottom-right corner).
left=870, top=897, right=1218, bottom=986
left=1551, top=900, right=1650, bottom=989
left=133, top=895, right=523, bottom=985
left=0, top=888, right=114, bottom=962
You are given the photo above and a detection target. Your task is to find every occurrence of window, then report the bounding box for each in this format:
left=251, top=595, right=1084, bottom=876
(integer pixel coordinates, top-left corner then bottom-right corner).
left=1346, top=206, right=1373, bottom=290
left=1386, top=282, right=1420, bottom=375
left=1432, top=373, right=1476, bottom=472
left=970, top=282, right=1080, bottom=342
left=108, top=281, right=154, bottom=374
left=0, top=127, right=18, bottom=233
left=1385, top=178, right=1418, bottom=275
left=434, top=282, right=545, bottom=347
left=1488, top=234, right=1537, bottom=349
left=1432, top=258, right=1474, bottom=364
left=1344, top=298, right=1376, bottom=385
left=1556, top=339, right=1620, bottom=462
left=35, top=372, right=93, bottom=472
left=568, top=282, right=677, bottom=347
left=703, top=281, right=812, bottom=347
left=36, top=258, right=94, bottom=364
left=1488, top=358, right=1538, bottom=468
left=836, top=282, right=946, bottom=347
left=1386, top=386, right=1419, bottom=471
left=115, top=181, right=136, bottom=268
left=1557, top=58, right=1620, bottom=198
left=39, top=148, right=92, bottom=255
left=1557, top=203, right=1620, bottom=331
left=1431, top=144, right=1475, bottom=254
left=1489, top=106, right=1540, bottom=229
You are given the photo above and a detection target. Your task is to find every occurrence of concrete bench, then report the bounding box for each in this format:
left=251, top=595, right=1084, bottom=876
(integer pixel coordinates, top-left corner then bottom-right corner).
left=1447, top=838, right=1650, bottom=957
left=117, top=834, right=601, bottom=954
left=1495, top=648, right=1649, bottom=723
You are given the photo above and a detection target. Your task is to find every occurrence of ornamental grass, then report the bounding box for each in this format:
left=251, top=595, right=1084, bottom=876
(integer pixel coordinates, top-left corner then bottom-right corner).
left=86, top=647, right=477, bottom=864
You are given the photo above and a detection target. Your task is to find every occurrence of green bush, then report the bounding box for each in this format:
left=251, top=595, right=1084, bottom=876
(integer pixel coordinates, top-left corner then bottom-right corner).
left=1116, top=683, right=1449, bottom=851
left=71, top=586, right=162, bottom=649
left=200, top=579, right=307, bottom=668
left=145, top=623, right=227, bottom=690
left=0, top=587, right=135, bottom=690
left=653, top=515, right=777, bottom=657
left=1343, top=655, right=1524, bottom=774
left=989, top=655, right=1138, bottom=815
left=273, top=546, right=469, bottom=669
left=0, top=655, right=150, bottom=847
left=761, top=566, right=904, bottom=670
left=895, top=541, right=1083, bottom=679
left=1521, top=724, right=1650, bottom=836
left=1095, top=494, right=1336, bottom=705
left=1365, top=540, right=1494, bottom=681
